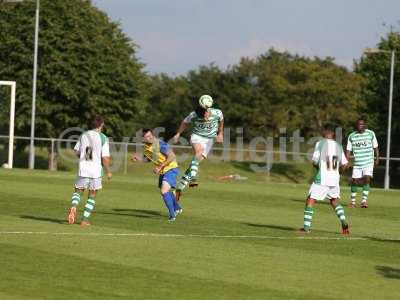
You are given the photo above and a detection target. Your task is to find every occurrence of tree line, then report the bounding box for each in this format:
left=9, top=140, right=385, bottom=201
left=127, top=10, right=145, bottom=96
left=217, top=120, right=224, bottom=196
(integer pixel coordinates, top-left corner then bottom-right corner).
left=0, top=0, right=399, bottom=159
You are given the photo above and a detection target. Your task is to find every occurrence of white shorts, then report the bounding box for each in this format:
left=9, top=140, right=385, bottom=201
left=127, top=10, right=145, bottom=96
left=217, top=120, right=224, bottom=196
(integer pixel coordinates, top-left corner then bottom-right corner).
left=190, top=134, right=214, bottom=158
left=75, top=176, right=102, bottom=191
left=352, top=165, right=374, bottom=179
left=308, top=183, right=340, bottom=201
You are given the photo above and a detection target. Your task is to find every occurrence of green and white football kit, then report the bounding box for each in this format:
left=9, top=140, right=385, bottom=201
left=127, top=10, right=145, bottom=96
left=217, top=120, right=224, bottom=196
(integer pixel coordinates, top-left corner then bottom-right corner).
left=74, top=130, right=110, bottom=190
left=183, top=108, right=224, bottom=157
left=346, top=129, right=378, bottom=179
left=308, top=139, right=348, bottom=201
left=303, top=138, right=349, bottom=233
left=68, top=129, right=110, bottom=225
left=347, top=129, right=378, bottom=206
left=176, top=108, right=223, bottom=193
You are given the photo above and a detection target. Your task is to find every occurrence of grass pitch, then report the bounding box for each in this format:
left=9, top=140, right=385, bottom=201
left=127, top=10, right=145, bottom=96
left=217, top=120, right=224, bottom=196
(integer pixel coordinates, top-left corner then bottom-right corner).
left=0, top=168, right=399, bottom=299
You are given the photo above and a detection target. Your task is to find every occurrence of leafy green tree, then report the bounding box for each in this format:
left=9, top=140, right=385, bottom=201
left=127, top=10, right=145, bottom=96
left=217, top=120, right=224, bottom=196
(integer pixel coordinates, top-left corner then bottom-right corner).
left=146, top=49, right=365, bottom=142
left=145, top=73, right=191, bottom=138
left=145, top=65, right=229, bottom=139
left=0, top=0, right=148, bottom=141
left=355, top=30, right=400, bottom=157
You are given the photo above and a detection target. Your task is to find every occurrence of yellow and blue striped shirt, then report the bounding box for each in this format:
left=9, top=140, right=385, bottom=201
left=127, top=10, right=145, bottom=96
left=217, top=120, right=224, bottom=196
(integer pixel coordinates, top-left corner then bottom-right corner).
left=143, top=139, right=178, bottom=174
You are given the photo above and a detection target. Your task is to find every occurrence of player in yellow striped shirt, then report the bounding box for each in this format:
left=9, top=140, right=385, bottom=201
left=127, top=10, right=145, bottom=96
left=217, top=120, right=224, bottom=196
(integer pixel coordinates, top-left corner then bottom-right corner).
left=132, top=129, right=182, bottom=221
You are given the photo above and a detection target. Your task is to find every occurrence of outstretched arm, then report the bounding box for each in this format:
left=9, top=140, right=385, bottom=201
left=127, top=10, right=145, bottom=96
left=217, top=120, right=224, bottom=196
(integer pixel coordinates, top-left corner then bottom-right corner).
left=172, top=120, right=189, bottom=144
left=132, top=152, right=145, bottom=162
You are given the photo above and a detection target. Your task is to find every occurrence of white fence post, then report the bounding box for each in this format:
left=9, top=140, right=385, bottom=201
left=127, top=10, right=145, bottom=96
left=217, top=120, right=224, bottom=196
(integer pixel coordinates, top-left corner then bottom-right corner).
left=50, top=138, right=55, bottom=171
left=0, top=81, right=16, bottom=168
left=124, top=143, right=128, bottom=175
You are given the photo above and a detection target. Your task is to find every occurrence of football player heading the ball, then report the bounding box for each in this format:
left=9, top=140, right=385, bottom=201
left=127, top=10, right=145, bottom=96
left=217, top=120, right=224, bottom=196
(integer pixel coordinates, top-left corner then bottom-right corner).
left=172, top=95, right=224, bottom=201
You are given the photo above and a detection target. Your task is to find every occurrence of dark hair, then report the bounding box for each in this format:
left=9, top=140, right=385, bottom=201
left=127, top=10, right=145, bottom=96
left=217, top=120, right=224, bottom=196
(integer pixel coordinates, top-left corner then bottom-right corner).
left=142, top=128, right=153, bottom=136
left=357, top=116, right=367, bottom=123
left=322, top=123, right=336, bottom=133
left=91, top=115, right=104, bottom=129
left=195, top=106, right=207, bottom=118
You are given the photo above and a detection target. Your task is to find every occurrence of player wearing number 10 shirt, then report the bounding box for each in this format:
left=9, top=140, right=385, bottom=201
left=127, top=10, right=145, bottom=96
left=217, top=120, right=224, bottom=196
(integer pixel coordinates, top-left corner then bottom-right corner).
left=66, top=115, right=112, bottom=227
left=299, top=124, right=350, bottom=235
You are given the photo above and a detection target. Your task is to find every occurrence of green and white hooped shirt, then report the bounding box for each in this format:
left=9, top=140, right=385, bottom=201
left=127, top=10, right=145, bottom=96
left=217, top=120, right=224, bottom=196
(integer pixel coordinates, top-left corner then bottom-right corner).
left=346, top=129, right=378, bottom=169
left=183, top=108, right=223, bottom=138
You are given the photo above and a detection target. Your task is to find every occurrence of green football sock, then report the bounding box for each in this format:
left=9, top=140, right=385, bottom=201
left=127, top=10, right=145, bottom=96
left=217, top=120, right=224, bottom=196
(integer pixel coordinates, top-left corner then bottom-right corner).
left=350, top=185, right=358, bottom=203
left=188, top=157, right=200, bottom=179
left=334, top=205, right=347, bottom=226
left=83, top=198, right=95, bottom=221
left=303, top=207, right=314, bottom=231
left=177, top=157, right=200, bottom=191
left=362, top=184, right=370, bottom=202
left=71, top=192, right=81, bottom=207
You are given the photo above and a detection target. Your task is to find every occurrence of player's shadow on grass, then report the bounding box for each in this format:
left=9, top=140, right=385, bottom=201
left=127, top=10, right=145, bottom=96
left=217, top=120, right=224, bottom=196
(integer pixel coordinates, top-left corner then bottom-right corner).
left=232, top=161, right=305, bottom=183
left=289, top=198, right=330, bottom=205
left=97, top=209, right=163, bottom=219
left=290, top=198, right=305, bottom=203
left=244, top=222, right=334, bottom=234
left=114, top=209, right=162, bottom=216
left=244, top=222, right=297, bottom=232
left=20, top=215, right=66, bottom=224
left=376, top=266, right=400, bottom=279
left=364, top=236, right=400, bottom=244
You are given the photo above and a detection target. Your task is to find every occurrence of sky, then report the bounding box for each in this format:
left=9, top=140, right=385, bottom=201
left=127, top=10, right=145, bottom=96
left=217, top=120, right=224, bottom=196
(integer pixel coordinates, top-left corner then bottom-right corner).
left=92, top=0, right=400, bottom=75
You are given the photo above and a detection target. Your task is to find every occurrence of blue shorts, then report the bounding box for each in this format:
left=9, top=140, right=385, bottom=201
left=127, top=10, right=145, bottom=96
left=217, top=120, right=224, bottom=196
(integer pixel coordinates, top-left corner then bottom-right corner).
left=158, top=168, right=179, bottom=189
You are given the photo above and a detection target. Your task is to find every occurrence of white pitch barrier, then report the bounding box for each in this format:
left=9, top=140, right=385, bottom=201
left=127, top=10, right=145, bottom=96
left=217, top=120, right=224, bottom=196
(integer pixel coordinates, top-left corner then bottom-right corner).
left=0, top=81, right=16, bottom=168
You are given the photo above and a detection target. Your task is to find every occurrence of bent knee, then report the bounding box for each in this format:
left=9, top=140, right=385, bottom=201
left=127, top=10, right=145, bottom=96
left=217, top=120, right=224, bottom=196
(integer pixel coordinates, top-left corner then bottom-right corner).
left=160, top=187, right=170, bottom=194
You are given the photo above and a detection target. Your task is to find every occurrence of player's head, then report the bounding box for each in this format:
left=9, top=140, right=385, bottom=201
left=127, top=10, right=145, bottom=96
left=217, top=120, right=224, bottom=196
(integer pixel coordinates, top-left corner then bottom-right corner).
left=91, top=115, right=104, bottom=131
left=194, top=106, right=210, bottom=119
left=196, top=95, right=213, bottom=119
left=322, top=123, right=335, bottom=139
left=356, top=117, right=366, bottom=132
left=142, top=128, right=155, bottom=144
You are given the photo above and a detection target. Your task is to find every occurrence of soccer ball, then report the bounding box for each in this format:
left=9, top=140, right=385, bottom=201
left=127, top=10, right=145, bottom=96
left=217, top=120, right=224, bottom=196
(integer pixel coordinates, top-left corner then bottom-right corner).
left=199, top=95, right=213, bottom=109
left=2, top=163, right=9, bottom=169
